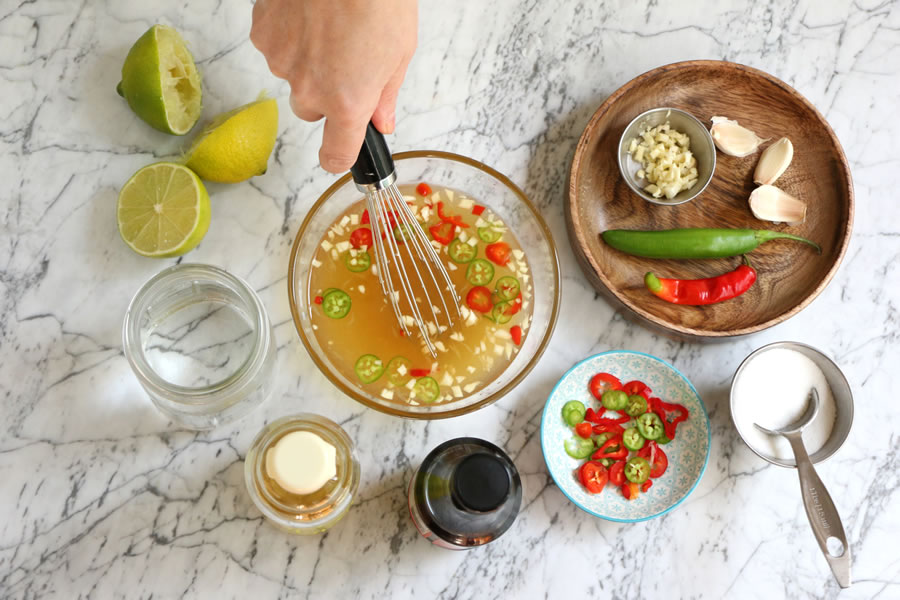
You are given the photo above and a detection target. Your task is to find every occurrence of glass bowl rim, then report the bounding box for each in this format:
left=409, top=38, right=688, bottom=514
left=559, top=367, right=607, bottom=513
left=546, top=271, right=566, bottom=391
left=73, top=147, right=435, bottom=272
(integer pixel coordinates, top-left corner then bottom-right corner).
left=287, top=150, right=561, bottom=419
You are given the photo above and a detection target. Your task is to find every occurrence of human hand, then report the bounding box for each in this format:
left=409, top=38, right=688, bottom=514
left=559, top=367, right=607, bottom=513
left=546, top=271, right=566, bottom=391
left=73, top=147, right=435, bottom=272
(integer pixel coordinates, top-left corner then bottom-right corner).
left=251, top=0, right=418, bottom=173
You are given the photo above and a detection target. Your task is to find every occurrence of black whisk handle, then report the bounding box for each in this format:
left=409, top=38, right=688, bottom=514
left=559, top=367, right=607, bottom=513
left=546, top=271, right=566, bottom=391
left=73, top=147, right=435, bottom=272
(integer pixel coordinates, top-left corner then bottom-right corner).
left=350, top=122, right=395, bottom=187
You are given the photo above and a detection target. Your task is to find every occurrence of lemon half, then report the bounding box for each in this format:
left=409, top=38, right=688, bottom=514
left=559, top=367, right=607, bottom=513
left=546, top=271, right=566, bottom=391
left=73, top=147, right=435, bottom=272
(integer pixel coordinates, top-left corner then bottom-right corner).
left=184, top=97, right=278, bottom=183
left=117, top=162, right=210, bottom=257
left=117, top=25, right=202, bottom=135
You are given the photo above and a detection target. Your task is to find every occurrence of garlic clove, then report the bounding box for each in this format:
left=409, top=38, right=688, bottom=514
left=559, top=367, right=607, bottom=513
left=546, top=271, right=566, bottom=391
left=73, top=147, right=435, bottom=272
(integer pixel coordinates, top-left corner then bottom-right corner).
left=754, top=137, right=794, bottom=185
left=710, top=116, right=768, bottom=157
left=749, top=184, right=806, bottom=224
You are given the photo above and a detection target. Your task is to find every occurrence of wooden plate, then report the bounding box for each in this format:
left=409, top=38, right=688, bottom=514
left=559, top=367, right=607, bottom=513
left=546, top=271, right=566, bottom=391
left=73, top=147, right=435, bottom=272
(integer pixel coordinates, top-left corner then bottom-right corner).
left=567, top=61, right=853, bottom=340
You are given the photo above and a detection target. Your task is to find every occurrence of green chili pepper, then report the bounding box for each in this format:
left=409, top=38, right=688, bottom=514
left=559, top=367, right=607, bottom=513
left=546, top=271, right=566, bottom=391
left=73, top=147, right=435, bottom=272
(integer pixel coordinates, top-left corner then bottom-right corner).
left=625, top=395, right=648, bottom=417
left=561, top=400, right=586, bottom=426
left=622, top=427, right=645, bottom=451
left=601, top=228, right=821, bottom=259
left=625, top=456, right=651, bottom=484
left=636, top=412, right=664, bottom=440
left=601, top=389, right=628, bottom=411
left=564, top=436, right=594, bottom=459
left=354, top=354, right=384, bottom=383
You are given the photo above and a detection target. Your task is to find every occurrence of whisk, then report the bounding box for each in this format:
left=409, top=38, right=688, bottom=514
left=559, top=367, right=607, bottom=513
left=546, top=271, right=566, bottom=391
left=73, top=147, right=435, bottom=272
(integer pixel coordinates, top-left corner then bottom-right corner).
left=350, top=123, right=461, bottom=357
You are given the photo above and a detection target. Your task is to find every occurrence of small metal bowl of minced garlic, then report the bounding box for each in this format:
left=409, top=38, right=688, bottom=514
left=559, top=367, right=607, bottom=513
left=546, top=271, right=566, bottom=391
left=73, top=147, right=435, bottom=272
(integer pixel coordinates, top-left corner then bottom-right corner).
left=617, top=107, right=716, bottom=206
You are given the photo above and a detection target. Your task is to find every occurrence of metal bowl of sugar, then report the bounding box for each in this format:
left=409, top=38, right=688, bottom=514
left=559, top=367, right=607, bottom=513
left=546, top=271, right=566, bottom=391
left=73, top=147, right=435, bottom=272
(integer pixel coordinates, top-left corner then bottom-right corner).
left=729, top=341, right=853, bottom=468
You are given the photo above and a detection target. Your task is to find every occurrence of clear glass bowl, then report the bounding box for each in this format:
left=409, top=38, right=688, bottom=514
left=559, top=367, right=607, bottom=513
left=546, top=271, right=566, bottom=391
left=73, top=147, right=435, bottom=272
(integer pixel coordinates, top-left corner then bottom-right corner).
left=288, top=151, right=560, bottom=418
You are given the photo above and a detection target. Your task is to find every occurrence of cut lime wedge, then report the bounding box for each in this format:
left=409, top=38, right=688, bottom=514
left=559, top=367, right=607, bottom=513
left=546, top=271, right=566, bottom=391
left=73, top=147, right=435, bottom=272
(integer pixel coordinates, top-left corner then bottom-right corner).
left=117, top=25, right=202, bottom=135
left=117, top=162, right=210, bottom=257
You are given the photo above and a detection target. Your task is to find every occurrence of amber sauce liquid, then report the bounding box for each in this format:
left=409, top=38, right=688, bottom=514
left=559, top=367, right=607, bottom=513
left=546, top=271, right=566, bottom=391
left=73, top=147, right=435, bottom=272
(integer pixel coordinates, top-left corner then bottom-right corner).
left=307, top=184, right=534, bottom=406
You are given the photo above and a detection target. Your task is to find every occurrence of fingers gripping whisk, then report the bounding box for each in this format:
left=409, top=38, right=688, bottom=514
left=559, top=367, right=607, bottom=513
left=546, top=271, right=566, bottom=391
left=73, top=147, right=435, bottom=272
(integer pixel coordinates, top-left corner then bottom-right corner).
left=351, top=124, right=461, bottom=357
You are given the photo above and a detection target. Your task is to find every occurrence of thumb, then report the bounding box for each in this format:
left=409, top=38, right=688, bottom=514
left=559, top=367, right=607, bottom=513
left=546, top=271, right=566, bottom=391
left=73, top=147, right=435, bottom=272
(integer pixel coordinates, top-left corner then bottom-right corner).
left=319, top=112, right=370, bottom=174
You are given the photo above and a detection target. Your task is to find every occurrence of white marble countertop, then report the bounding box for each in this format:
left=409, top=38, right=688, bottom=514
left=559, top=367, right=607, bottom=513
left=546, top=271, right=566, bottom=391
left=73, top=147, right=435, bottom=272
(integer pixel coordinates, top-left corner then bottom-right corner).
left=2, top=1, right=898, bottom=598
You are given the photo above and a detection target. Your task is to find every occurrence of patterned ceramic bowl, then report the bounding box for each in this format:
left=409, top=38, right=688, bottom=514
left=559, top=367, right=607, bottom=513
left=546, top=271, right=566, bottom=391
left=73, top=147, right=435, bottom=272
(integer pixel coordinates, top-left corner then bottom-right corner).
left=540, top=351, right=710, bottom=522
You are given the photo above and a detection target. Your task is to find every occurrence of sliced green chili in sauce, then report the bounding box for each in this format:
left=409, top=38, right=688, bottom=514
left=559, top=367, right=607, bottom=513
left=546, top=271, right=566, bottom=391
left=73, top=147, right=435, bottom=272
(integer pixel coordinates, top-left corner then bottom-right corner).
left=322, top=289, right=351, bottom=319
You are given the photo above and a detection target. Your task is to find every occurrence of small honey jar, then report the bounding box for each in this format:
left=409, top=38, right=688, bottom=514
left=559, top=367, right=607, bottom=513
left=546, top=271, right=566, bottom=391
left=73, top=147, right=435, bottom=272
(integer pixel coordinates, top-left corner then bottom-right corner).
left=245, top=414, right=360, bottom=534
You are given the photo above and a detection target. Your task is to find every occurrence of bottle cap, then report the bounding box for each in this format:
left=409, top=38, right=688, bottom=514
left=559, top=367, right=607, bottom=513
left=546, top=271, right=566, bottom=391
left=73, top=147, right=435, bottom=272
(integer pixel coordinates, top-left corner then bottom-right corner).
left=451, top=453, right=510, bottom=513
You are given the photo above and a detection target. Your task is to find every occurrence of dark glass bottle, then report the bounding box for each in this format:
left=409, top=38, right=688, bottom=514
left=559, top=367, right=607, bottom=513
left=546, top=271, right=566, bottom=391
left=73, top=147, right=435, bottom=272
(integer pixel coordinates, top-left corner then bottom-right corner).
left=408, top=437, right=522, bottom=550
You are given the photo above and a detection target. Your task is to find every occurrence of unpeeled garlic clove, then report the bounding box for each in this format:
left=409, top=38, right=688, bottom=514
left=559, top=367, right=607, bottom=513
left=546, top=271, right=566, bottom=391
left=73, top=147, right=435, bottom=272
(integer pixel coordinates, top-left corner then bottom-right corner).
left=754, top=137, right=793, bottom=185
left=749, top=184, right=806, bottom=224
left=710, top=116, right=768, bottom=157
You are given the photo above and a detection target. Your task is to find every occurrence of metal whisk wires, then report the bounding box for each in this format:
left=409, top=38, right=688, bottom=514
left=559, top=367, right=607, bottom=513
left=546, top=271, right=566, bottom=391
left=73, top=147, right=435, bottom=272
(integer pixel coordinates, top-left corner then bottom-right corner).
left=351, top=124, right=461, bottom=357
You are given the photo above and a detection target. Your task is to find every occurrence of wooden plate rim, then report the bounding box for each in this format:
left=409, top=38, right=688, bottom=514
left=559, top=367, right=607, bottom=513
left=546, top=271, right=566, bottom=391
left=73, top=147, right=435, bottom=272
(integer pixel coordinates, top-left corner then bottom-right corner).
left=567, top=59, right=855, bottom=338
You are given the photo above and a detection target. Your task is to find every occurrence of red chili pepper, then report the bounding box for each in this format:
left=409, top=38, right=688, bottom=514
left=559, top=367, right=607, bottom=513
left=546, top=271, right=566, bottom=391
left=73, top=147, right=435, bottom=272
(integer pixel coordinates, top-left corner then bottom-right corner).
left=510, top=325, right=522, bottom=346
left=649, top=397, right=689, bottom=440
left=472, top=204, right=486, bottom=216
left=503, top=292, right=523, bottom=316
left=466, top=286, right=493, bottom=313
left=638, top=441, right=668, bottom=478
left=622, top=482, right=640, bottom=500
left=657, top=398, right=689, bottom=423
left=314, top=296, right=323, bottom=305
left=654, top=408, right=673, bottom=439
left=575, top=422, right=593, bottom=439
left=436, top=202, right=469, bottom=228
left=416, top=182, right=433, bottom=197
left=641, top=479, right=653, bottom=492
left=591, top=423, right=624, bottom=436
left=410, top=368, right=431, bottom=377
left=590, top=414, right=630, bottom=434
left=592, top=435, right=628, bottom=461
left=485, top=242, right=511, bottom=266
left=609, top=460, right=626, bottom=486
left=584, top=410, right=630, bottom=426
left=589, top=372, right=623, bottom=400
left=349, top=227, right=373, bottom=249
left=623, top=380, right=652, bottom=400
left=429, top=221, right=456, bottom=245
left=644, top=256, right=756, bottom=305
left=579, top=461, right=608, bottom=494
left=361, top=209, right=370, bottom=225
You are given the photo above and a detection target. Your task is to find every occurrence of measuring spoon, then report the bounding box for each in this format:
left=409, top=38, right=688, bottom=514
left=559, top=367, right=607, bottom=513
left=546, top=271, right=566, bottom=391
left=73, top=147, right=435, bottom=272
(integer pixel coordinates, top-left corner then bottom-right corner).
left=755, top=388, right=852, bottom=588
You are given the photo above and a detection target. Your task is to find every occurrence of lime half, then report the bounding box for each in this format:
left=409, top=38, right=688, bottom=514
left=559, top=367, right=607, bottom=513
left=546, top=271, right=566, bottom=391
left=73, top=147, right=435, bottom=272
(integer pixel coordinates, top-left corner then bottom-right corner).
left=117, top=25, right=202, bottom=135
left=117, top=162, right=210, bottom=257
left=184, top=97, right=278, bottom=183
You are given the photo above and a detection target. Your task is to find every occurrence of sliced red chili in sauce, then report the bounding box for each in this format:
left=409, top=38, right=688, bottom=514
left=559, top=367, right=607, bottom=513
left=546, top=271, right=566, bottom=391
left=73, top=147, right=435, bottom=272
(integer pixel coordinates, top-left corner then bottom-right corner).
left=510, top=325, right=522, bottom=346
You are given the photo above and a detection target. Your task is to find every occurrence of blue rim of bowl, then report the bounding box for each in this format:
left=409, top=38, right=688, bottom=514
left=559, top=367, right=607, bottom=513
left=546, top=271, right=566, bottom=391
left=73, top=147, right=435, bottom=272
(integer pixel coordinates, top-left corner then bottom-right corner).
left=539, top=350, right=711, bottom=523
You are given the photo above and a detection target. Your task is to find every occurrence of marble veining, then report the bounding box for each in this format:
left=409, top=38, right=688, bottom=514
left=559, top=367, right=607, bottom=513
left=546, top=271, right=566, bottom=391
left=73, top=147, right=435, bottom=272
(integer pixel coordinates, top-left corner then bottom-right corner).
left=1, top=0, right=899, bottom=598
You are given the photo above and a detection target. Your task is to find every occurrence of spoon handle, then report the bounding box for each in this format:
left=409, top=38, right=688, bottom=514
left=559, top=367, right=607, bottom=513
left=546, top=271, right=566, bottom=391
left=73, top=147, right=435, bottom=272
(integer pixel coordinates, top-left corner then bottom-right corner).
left=786, top=432, right=852, bottom=588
